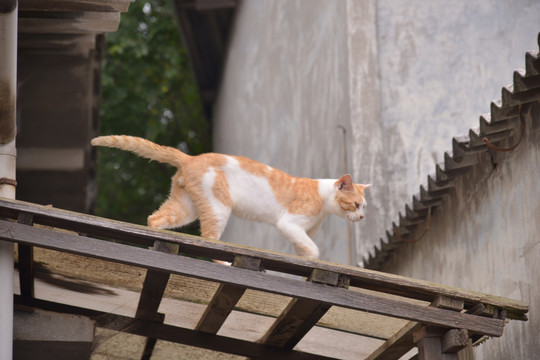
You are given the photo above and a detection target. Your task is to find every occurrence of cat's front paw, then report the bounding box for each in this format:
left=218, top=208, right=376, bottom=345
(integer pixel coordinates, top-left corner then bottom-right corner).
left=147, top=213, right=172, bottom=229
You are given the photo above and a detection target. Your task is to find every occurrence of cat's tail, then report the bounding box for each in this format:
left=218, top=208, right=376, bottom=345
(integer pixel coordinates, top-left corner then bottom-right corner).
left=91, top=135, right=189, bottom=168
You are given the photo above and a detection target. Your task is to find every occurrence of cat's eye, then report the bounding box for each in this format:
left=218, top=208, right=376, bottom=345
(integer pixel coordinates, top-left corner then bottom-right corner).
left=354, top=202, right=360, bottom=209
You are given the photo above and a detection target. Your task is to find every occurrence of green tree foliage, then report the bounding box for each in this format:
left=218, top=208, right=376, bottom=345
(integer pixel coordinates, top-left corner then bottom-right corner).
left=95, top=0, right=208, bottom=226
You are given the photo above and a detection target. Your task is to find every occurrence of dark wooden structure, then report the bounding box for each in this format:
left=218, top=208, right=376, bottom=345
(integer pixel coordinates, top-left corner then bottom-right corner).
left=0, top=197, right=528, bottom=359
left=16, top=0, right=130, bottom=213
left=174, top=0, right=237, bottom=120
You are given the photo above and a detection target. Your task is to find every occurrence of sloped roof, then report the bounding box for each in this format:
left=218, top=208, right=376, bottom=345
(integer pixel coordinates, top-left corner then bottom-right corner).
left=1, top=197, right=528, bottom=359
left=364, top=33, right=540, bottom=270
left=16, top=0, right=130, bottom=213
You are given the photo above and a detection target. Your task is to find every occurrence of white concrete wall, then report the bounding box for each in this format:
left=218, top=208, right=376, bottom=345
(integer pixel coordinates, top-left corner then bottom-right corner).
left=212, top=0, right=540, bottom=267
left=381, top=108, right=540, bottom=359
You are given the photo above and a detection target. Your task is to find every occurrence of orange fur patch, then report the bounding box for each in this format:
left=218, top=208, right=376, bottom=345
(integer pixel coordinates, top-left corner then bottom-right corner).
left=212, top=169, right=233, bottom=208
left=235, top=156, right=323, bottom=216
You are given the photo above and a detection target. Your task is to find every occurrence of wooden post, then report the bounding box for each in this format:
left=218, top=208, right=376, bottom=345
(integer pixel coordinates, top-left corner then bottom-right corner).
left=136, top=240, right=178, bottom=360
left=413, top=326, right=468, bottom=360
left=413, top=297, right=468, bottom=360
left=17, top=213, right=35, bottom=298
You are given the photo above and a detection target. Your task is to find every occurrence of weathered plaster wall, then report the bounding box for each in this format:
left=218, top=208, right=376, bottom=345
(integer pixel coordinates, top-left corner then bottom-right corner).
left=376, top=0, right=540, bottom=195
left=373, top=0, right=540, bottom=255
left=381, top=107, right=540, bottom=359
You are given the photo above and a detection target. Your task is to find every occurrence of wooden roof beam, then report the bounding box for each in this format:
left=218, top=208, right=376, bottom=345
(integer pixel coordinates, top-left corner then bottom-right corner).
left=259, top=269, right=350, bottom=349
left=196, top=256, right=263, bottom=334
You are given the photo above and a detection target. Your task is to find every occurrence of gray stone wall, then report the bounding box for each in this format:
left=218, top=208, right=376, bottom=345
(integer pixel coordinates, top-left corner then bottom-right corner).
left=381, top=107, right=540, bottom=359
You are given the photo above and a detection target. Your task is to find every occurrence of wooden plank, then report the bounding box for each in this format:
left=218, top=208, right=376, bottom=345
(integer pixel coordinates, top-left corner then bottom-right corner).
left=0, top=220, right=507, bottom=337
left=195, top=283, right=245, bottom=334
left=196, top=256, right=262, bottom=334
left=135, top=240, right=178, bottom=360
left=17, top=212, right=35, bottom=298
left=14, top=295, right=337, bottom=360
left=364, top=321, right=422, bottom=360
left=260, top=270, right=349, bottom=349
left=0, top=198, right=528, bottom=318
left=135, top=270, right=170, bottom=321
left=260, top=298, right=332, bottom=349
left=135, top=241, right=177, bottom=320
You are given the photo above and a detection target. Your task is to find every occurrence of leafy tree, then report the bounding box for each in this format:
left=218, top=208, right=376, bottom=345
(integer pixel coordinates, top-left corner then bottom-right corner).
left=95, top=0, right=208, bottom=227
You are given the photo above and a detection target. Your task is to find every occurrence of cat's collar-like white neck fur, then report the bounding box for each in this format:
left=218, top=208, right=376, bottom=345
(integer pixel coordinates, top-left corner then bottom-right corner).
left=317, top=179, right=340, bottom=212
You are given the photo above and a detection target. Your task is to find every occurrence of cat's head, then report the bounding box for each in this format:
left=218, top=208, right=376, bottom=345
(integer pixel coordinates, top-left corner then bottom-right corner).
left=333, top=175, right=371, bottom=222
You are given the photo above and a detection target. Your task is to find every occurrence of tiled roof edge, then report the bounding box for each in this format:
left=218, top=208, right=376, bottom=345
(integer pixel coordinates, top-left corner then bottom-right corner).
left=363, top=32, right=540, bottom=270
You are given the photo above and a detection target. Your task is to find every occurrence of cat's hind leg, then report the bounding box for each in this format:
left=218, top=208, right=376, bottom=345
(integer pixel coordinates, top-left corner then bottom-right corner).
left=190, top=167, right=233, bottom=240
left=148, top=184, right=199, bottom=229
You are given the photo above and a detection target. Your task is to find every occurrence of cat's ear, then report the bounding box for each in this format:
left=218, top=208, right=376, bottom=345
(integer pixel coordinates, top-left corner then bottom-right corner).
left=336, top=174, right=354, bottom=191
left=360, top=184, right=372, bottom=190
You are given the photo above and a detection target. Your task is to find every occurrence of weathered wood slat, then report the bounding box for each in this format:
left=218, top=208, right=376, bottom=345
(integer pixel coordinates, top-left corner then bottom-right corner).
left=135, top=271, right=170, bottom=321
left=260, top=298, right=332, bottom=349
left=0, top=220, right=507, bottom=337
left=0, top=198, right=528, bottom=318
left=195, top=283, right=245, bottom=334
left=260, top=269, right=349, bottom=349
left=135, top=240, right=178, bottom=360
left=364, top=321, right=422, bottom=360
left=135, top=241, right=177, bottom=321
left=14, top=295, right=337, bottom=360
left=196, top=256, right=263, bottom=334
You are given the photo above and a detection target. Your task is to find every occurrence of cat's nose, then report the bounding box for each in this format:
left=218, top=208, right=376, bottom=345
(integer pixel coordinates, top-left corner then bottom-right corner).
left=359, top=215, right=364, bottom=220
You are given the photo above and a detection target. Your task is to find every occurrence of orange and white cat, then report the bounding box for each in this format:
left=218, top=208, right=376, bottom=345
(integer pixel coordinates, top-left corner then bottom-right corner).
left=92, top=135, right=370, bottom=259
